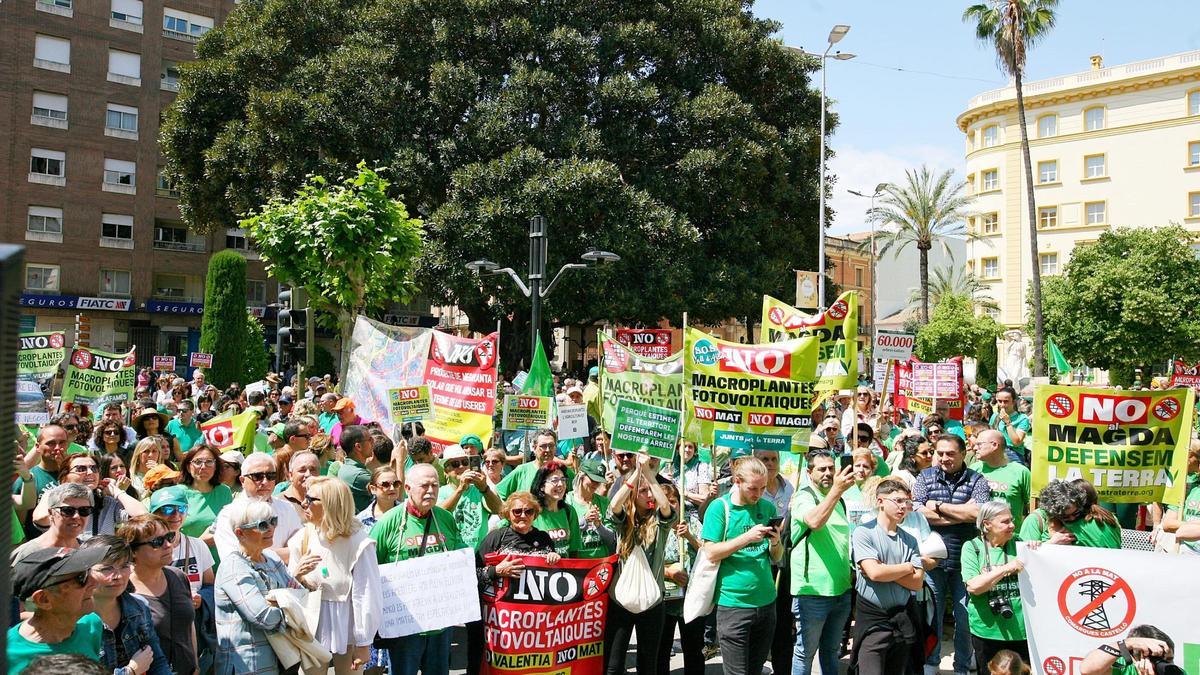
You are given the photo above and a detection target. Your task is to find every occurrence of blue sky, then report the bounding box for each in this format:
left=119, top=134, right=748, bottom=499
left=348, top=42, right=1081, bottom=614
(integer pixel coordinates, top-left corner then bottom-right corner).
left=752, top=0, right=1200, bottom=233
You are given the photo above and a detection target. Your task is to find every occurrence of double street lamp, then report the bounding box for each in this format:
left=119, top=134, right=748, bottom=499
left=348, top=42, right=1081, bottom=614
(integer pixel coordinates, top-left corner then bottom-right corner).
left=467, top=216, right=620, bottom=364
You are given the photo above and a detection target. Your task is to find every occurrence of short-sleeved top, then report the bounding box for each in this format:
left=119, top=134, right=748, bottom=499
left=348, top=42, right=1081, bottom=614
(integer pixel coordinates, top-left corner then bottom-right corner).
left=495, top=462, right=575, bottom=500
left=959, top=536, right=1025, bottom=640
left=989, top=411, right=1032, bottom=453
left=336, top=457, right=373, bottom=512
left=1166, top=484, right=1200, bottom=553
left=181, top=484, right=233, bottom=563
left=171, top=532, right=215, bottom=595
left=7, top=613, right=103, bottom=674
left=371, top=505, right=465, bottom=564
left=532, top=507, right=583, bottom=558
left=1017, top=509, right=1122, bottom=549
left=166, top=418, right=203, bottom=454
left=790, top=486, right=851, bottom=597
left=852, top=520, right=922, bottom=610
left=912, top=465, right=992, bottom=569
left=437, top=482, right=490, bottom=551
left=568, top=492, right=614, bottom=559
left=701, top=495, right=777, bottom=609
left=969, top=461, right=1032, bottom=527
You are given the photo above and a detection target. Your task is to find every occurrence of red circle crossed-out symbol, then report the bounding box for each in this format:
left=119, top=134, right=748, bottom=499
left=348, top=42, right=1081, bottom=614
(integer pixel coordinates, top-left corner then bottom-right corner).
left=1057, top=568, right=1136, bottom=639
left=827, top=300, right=848, bottom=320
left=1046, top=393, right=1074, bottom=419
left=1153, top=397, right=1181, bottom=422
left=1042, top=657, right=1066, bottom=675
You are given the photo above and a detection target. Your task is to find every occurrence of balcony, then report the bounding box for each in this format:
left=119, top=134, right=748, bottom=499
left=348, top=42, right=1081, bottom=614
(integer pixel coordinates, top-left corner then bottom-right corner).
left=35, top=0, right=73, bottom=18
left=104, top=127, right=138, bottom=141
left=28, top=172, right=65, bottom=187
left=31, top=113, right=68, bottom=130
left=152, top=292, right=202, bottom=303
left=153, top=239, right=205, bottom=253
left=162, top=28, right=199, bottom=43
left=156, top=186, right=180, bottom=199
left=110, top=16, right=142, bottom=33
left=99, top=236, right=134, bottom=250
left=160, top=78, right=180, bottom=92
left=102, top=181, right=136, bottom=195
left=107, top=72, right=141, bottom=87
left=33, top=59, right=70, bottom=74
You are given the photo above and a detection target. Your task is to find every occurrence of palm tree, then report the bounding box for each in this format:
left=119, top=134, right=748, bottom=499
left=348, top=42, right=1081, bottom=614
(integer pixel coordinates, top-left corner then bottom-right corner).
left=907, top=265, right=999, bottom=314
left=963, top=0, right=1058, bottom=376
left=868, top=166, right=974, bottom=324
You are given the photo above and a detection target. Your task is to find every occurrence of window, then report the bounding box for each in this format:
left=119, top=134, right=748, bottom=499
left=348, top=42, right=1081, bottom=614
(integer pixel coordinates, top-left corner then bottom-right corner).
left=27, top=206, right=63, bottom=234
left=1037, top=115, right=1057, bottom=138
left=39, top=0, right=72, bottom=8
left=1190, top=91, right=1200, bottom=116
left=226, top=228, right=247, bottom=250
left=107, top=50, right=141, bottom=84
left=984, top=306, right=1000, bottom=320
left=1038, top=206, right=1058, bottom=229
left=163, top=9, right=213, bottom=40
left=30, top=148, right=65, bottom=178
left=156, top=168, right=179, bottom=197
left=105, top=103, right=138, bottom=133
left=1037, top=160, right=1058, bottom=184
left=155, top=223, right=187, bottom=243
left=100, top=269, right=131, bottom=296
left=1189, top=141, right=1200, bottom=167
left=1085, top=107, right=1105, bottom=131
left=25, top=264, right=60, bottom=291
left=1190, top=193, right=1200, bottom=219
left=111, top=0, right=143, bottom=24
left=101, top=213, right=133, bottom=240
left=248, top=280, right=267, bottom=305
left=1084, top=154, right=1106, bottom=179
left=1085, top=201, right=1107, bottom=225
left=103, top=158, right=136, bottom=190
left=31, top=92, right=67, bottom=122
left=153, top=274, right=187, bottom=298
left=982, top=169, right=999, bottom=191
left=1040, top=253, right=1059, bottom=275
left=161, top=62, right=181, bottom=91
left=980, top=212, right=999, bottom=235
left=34, top=35, right=70, bottom=70
left=982, top=125, right=999, bottom=147
left=982, top=257, right=1000, bottom=279
left=854, top=267, right=864, bottom=287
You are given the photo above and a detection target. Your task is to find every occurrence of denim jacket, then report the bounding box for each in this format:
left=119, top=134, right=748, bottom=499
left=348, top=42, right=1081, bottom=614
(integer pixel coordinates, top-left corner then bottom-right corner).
left=99, top=592, right=173, bottom=675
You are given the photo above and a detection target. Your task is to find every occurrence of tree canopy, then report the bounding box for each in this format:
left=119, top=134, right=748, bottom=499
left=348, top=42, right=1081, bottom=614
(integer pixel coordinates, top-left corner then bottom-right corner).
left=915, top=293, right=1001, bottom=385
left=198, top=250, right=248, bottom=388
left=161, top=0, right=828, bottom=363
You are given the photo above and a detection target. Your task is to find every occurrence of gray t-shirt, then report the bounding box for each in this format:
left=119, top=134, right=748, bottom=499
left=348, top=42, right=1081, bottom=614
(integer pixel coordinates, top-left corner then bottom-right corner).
left=852, top=519, right=922, bottom=610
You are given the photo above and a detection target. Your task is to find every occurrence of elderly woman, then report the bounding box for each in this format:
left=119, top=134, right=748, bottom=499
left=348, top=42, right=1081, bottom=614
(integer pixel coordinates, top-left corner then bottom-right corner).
left=962, top=500, right=1031, bottom=668
left=288, top=477, right=382, bottom=673
left=12, top=482, right=93, bottom=562
left=32, top=452, right=148, bottom=538
left=214, top=499, right=301, bottom=674
left=1018, top=479, right=1120, bottom=548
left=530, top=460, right=582, bottom=557
left=82, top=535, right=172, bottom=675
left=118, top=515, right=197, bottom=675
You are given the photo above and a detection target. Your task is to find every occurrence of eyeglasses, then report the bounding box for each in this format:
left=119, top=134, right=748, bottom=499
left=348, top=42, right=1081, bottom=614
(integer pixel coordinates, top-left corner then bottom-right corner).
left=291, top=434, right=311, bottom=440
left=880, top=497, right=913, bottom=508
left=483, top=459, right=503, bottom=466
left=190, top=459, right=216, bottom=467
left=510, top=507, right=536, bottom=517
left=239, top=516, right=279, bottom=532
left=544, top=476, right=566, bottom=485
left=45, top=570, right=90, bottom=589
left=374, top=480, right=400, bottom=490
left=69, top=464, right=99, bottom=474
left=55, top=505, right=95, bottom=518
left=302, top=495, right=321, bottom=507
left=244, top=471, right=275, bottom=483
left=103, top=430, right=121, bottom=436
left=155, top=505, right=188, bottom=517
left=445, top=460, right=468, bottom=470
left=133, top=531, right=177, bottom=549
left=856, top=436, right=871, bottom=444
left=61, top=424, right=78, bottom=431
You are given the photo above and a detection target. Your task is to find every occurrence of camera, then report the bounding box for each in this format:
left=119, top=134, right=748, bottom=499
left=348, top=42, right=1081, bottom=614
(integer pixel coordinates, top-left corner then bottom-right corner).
left=987, top=593, right=1014, bottom=619
left=1140, top=655, right=1184, bottom=675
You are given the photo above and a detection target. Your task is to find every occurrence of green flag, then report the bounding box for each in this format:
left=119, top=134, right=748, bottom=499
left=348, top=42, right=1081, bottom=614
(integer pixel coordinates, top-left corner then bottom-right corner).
left=1047, top=337, right=1072, bottom=374
left=522, top=332, right=555, bottom=397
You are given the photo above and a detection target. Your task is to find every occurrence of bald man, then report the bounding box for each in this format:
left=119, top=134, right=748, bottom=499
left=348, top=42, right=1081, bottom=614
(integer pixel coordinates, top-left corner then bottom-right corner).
left=968, top=429, right=1031, bottom=527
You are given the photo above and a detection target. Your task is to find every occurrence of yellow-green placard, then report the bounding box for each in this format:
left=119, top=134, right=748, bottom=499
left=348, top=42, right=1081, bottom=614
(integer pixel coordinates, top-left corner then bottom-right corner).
left=1033, top=385, right=1194, bottom=505
left=598, top=331, right=683, bottom=434
left=502, top=394, right=552, bottom=431
left=759, top=291, right=859, bottom=391
left=388, top=385, right=432, bottom=424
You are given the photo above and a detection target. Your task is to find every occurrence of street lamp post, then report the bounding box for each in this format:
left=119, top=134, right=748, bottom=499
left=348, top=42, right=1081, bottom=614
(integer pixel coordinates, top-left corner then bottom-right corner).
left=849, top=182, right=889, bottom=339
left=467, top=216, right=620, bottom=364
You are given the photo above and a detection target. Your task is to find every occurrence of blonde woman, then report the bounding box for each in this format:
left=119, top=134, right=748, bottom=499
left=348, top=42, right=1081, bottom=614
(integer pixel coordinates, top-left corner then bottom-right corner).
left=129, top=436, right=168, bottom=497
left=287, top=476, right=382, bottom=674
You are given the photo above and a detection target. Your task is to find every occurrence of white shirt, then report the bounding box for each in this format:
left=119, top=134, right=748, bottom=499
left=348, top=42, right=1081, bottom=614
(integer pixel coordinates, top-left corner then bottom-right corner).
left=213, top=494, right=303, bottom=561
left=171, top=533, right=215, bottom=595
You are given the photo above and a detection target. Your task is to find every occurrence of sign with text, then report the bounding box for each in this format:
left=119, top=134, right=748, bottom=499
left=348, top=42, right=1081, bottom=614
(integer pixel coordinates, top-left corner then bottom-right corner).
left=423, top=331, right=500, bottom=450
left=17, top=332, right=66, bottom=424
left=557, top=403, right=590, bottom=440
left=794, top=270, right=819, bottom=310
left=760, top=291, right=859, bottom=391
left=911, top=361, right=961, bottom=399
left=598, top=332, right=683, bottom=435
left=1169, top=360, right=1200, bottom=388
left=874, top=330, right=915, bottom=361
left=502, top=395, right=552, bottom=431
left=388, top=385, right=432, bottom=424
left=189, top=352, right=213, bottom=368
left=378, top=548, right=481, bottom=638
left=615, top=328, right=673, bottom=359
left=61, top=345, right=136, bottom=408
left=153, top=355, right=176, bottom=372
left=611, top=399, right=682, bottom=460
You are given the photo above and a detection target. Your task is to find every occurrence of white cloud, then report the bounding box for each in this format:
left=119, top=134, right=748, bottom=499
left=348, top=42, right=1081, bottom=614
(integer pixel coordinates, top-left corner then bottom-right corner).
left=826, top=144, right=962, bottom=235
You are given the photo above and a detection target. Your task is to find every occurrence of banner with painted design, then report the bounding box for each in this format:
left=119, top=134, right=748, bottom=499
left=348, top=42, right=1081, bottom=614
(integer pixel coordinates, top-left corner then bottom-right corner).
left=342, top=316, right=431, bottom=437
left=598, top=332, right=683, bottom=434
left=61, top=345, right=137, bottom=409
left=1033, top=385, right=1193, bottom=505
left=1019, top=543, right=1200, bottom=675
left=683, top=327, right=819, bottom=453
left=614, top=328, right=674, bottom=359
left=17, top=332, right=66, bottom=424
left=481, top=553, right=617, bottom=675
left=891, top=357, right=966, bottom=421
left=422, top=331, right=499, bottom=449
left=1169, top=360, right=1200, bottom=388
left=759, top=291, right=858, bottom=391
left=199, top=410, right=257, bottom=452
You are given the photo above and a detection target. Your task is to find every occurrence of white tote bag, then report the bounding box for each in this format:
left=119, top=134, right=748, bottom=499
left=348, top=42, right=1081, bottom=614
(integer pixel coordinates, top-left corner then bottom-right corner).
left=682, top=498, right=729, bottom=623
left=613, top=544, right=663, bottom=613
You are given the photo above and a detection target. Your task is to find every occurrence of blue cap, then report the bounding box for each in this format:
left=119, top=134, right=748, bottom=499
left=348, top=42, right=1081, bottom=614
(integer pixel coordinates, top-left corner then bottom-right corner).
left=149, top=485, right=188, bottom=513
left=589, top=366, right=599, bottom=378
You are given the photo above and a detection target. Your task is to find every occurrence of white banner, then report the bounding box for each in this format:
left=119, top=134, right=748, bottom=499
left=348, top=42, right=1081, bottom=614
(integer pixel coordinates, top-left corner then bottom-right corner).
left=1019, top=543, right=1199, bottom=674
left=557, top=403, right=589, bottom=440
left=342, top=316, right=430, bottom=436
left=377, top=548, right=481, bottom=638
left=874, top=330, right=915, bottom=361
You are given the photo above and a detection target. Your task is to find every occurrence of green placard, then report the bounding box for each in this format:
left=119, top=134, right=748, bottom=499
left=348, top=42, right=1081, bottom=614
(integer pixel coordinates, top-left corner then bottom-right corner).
left=388, top=385, right=432, bottom=423
left=712, top=429, right=793, bottom=453
left=611, top=399, right=682, bottom=460
left=502, top=394, right=552, bottom=431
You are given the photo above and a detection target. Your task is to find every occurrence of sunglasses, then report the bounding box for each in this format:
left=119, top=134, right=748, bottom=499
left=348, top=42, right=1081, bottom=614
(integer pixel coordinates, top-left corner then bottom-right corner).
left=483, top=459, right=503, bottom=466
left=244, top=471, right=274, bottom=483
left=510, top=507, right=536, bottom=517
left=133, top=531, right=177, bottom=549
left=239, top=516, right=279, bottom=532
left=445, top=460, right=468, bottom=470
left=302, top=495, right=321, bottom=507
left=69, top=464, right=99, bottom=474
left=61, top=424, right=78, bottom=431
left=103, top=430, right=121, bottom=436
left=55, top=505, right=95, bottom=518
left=291, top=434, right=311, bottom=439
left=856, top=436, right=871, bottom=444
left=45, top=570, right=91, bottom=590
left=373, top=480, right=400, bottom=490
left=155, top=504, right=188, bottom=517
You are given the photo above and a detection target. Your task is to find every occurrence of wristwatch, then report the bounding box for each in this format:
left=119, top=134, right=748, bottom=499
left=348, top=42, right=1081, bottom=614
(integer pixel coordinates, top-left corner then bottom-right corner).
left=934, top=502, right=944, bottom=515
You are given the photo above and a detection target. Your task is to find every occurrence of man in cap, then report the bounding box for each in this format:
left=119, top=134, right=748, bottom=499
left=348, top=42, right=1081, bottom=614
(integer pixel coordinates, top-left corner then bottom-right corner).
left=269, top=395, right=294, bottom=425
left=459, top=434, right=485, bottom=455
left=569, top=456, right=616, bottom=558
left=437, top=444, right=502, bottom=550
left=282, top=420, right=311, bottom=453
left=304, top=375, right=323, bottom=400
left=266, top=423, right=287, bottom=452
left=496, top=428, right=573, bottom=500
left=330, top=397, right=364, bottom=446
left=8, top=545, right=108, bottom=673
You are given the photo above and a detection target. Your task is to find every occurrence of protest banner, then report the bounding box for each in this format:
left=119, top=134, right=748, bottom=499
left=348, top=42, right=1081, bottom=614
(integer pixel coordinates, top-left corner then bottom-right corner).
left=760, top=291, right=859, bottom=390
left=1019, top=543, right=1200, bottom=675
left=189, top=352, right=213, bottom=368
left=61, top=345, right=136, bottom=409
left=1032, top=385, right=1193, bottom=505
left=684, top=327, right=819, bottom=453
left=423, top=331, right=499, bottom=448
left=598, top=332, right=683, bottom=434
left=388, top=385, right=432, bottom=424
left=1169, top=360, right=1200, bottom=388
left=557, top=403, right=589, bottom=440
left=892, top=357, right=966, bottom=420
left=199, top=410, right=257, bottom=452
left=343, top=316, right=430, bottom=436
left=17, top=332, right=66, bottom=424
left=614, top=328, right=673, bottom=359
left=911, top=361, right=962, bottom=400
left=874, top=330, right=915, bottom=362
left=503, top=395, right=552, bottom=430
left=481, top=553, right=616, bottom=675
left=378, top=548, right=481, bottom=639
left=611, top=399, right=682, bottom=460
left=153, top=355, right=176, bottom=372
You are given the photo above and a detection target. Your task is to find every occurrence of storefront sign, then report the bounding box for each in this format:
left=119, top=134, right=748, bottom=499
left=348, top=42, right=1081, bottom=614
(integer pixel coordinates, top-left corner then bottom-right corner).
left=20, top=294, right=130, bottom=311
left=78, top=296, right=131, bottom=311
left=146, top=301, right=203, bottom=315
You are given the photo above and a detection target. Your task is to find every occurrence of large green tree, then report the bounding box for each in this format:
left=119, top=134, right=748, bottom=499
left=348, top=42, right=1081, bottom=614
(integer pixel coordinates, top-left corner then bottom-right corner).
left=915, top=294, right=1002, bottom=385
left=198, top=251, right=248, bottom=388
left=161, top=0, right=827, bottom=366
left=1038, top=226, right=1200, bottom=385
left=964, top=0, right=1058, bottom=376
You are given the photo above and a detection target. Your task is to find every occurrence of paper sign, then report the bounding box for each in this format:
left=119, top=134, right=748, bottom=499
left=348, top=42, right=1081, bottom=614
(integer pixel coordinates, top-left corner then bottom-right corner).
left=511, top=371, right=528, bottom=389
left=874, top=330, right=915, bottom=361
left=615, top=328, right=673, bottom=359
left=377, top=549, right=481, bottom=638
left=153, top=355, right=176, bottom=372
left=388, top=385, right=432, bottom=423
left=911, top=362, right=961, bottom=399
left=872, top=361, right=890, bottom=393
left=557, top=403, right=590, bottom=440
left=502, top=394, right=552, bottom=430
left=189, top=352, right=213, bottom=368
left=611, top=398, right=682, bottom=460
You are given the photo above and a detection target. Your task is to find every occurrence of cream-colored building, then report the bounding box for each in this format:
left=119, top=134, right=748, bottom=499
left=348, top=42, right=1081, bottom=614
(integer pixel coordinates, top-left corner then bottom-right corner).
left=958, top=51, right=1200, bottom=326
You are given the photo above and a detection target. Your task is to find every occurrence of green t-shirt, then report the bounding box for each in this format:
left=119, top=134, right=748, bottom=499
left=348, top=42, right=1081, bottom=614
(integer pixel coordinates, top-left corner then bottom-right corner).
left=1166, top=484, right=1200, bottom=553
left=701, top=495, right=777, bottom=609
left=181, top=484, right=234, bottom=565
left=969, top=461, right=1032, bottom=527
left=790, top=486, right=851, bottom=597
left=318, top=411, right=338, bottom=434
left=166, top=418, right=203, bottom=454
left=337, top=458, right=374, bottom=512
left=959, top=537, right=1025, bottom=640
left=7, top=613, right=103, bottom=674
left=438, top=482, right=490, bottom=551
left=532, top=507, right=583, bottom=558
left=1018, top=509, right=1122, bottom=549
left=568, top=492, right=613, bottom=559
left=371, top=505, right=465, bottom=564
left=495, top=461, right=574, bottom=500
left=989, top=411, right=1032, bottom=453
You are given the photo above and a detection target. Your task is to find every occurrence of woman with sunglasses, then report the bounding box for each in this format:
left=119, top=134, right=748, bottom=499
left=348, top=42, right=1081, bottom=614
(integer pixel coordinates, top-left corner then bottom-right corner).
left=129, top=437, right=167, bottom=498
left=356, top=467, right=400, bottom=528
left=118, top=514, right=198, bottom=675
left=82, top=535, right=172, bottom=675
left=214, top=499, right=303, bottom=674
left=179, top=444, right=234, bottom=565
left=530, top=461, right=583, bottom=558
left=11, top=483, right=93, bottom=563
left=289, top=477, right=382, bottom=674
left=134, top=409, right=180, bottom=464
left=31, top=453, right=148, bottom=538
left=153, top=482, right=218, bottom=673
left=93, top=420, right=133, bottom=462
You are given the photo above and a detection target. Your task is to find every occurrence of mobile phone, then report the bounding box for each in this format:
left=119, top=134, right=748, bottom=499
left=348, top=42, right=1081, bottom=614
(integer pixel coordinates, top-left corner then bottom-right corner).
left=767, top=516, right=784, bottom=529
left=469, top=455, right=482, bottom=472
